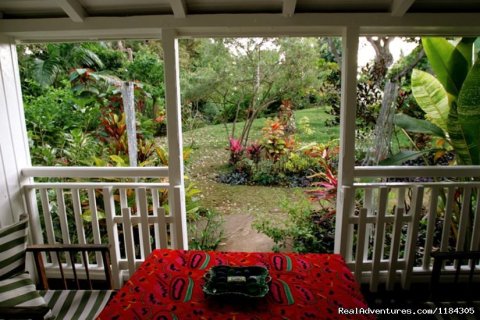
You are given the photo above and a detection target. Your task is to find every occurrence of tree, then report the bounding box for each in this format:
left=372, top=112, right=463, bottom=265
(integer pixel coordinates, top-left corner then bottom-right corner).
left=183, top=38, right=321, bottom=147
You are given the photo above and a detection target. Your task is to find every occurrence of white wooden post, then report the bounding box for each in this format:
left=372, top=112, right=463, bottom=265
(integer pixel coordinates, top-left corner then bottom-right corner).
left=334, top=27, right=359, bottom=255
left=162, top=29, right=188, bottom=249
left=0, top=35, right=37, bottom=230
left=122, top=81, right=138, bottom=167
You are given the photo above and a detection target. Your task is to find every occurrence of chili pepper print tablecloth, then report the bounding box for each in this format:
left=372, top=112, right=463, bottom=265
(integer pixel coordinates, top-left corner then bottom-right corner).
left=98, top=249, right=374, bottom=320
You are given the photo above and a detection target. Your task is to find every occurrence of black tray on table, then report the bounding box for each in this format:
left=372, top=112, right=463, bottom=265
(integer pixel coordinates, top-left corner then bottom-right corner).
left=202, top=266, right=271, bottom=298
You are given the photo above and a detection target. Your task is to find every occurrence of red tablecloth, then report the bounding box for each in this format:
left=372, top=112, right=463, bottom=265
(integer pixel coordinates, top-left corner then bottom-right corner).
left=98, top=249, right=373, bottom=320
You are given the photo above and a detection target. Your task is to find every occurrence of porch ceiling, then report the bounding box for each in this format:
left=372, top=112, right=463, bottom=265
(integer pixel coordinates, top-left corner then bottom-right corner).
left=1, top=0, right=480, bottom=20
left=0, top=1, right=480, bottom=41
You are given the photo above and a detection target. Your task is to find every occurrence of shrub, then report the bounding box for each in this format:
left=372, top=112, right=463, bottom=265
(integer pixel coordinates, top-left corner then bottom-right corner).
left=188, top=208, right=224, bottom=251
left=254, top=194, right=335, bottom=253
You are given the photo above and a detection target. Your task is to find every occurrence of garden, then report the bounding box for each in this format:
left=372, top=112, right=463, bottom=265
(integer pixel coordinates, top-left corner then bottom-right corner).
left=19, top=36, right=480, bottom=254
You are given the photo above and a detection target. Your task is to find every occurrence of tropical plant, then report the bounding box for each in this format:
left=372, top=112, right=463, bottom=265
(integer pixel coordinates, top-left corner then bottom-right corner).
left=33, top=43, right=104, bottom=86
left=228, top=137, right=244, bottom=165
left=391, top=37, right=480, bottom=165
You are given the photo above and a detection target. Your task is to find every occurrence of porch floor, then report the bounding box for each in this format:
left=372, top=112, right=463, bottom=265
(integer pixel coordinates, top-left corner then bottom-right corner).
left=361, top=283, right=480, bottom=319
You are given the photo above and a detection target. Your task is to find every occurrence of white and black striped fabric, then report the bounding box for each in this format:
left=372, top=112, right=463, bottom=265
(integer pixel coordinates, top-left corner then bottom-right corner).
left=0, top=216, right=29, bottom=280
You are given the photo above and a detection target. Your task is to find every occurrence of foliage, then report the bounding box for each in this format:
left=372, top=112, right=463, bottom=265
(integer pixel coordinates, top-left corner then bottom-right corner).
left=188, top=208, right=224, bottom=250
left=393, top=37, right=480, bottom=165
left=228, top=137, right=244, bottom=165
left=323, top=63, right=382, bottom=129
left=24, top=84, right=102, bottom=165
left=254, top=193, right=335, bottom=253
left=261, top=118, right=290, bottom=162
left=30, top=43, right=104, bottom=87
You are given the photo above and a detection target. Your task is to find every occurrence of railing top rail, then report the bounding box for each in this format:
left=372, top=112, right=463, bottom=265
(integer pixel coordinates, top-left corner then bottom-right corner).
left=353, top=181, right=480, bottom=188
left=22, top=166, right=169, bottom=178
left=24, top=182, right=170, bottom=189
left=354, top=165, right=480, bottom=178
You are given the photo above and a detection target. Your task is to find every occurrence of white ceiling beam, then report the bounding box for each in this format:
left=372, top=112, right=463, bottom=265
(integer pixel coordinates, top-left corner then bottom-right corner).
left=282, top=0, right=297, bottom=17
left=2, top=13, right=480, bottom=42
left=169, top=0, right=187, bottom=18
left=391, top=0, right=416, bottom=17
left=55, top=0, right=86, bottom=23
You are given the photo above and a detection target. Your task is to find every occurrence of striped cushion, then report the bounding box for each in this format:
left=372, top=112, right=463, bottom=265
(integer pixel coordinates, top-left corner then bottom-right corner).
left=0, top=216, right=28, bottom=280
left=0, top=273, right=47, bottom=308
left=40, top=290, right=114, bottom=320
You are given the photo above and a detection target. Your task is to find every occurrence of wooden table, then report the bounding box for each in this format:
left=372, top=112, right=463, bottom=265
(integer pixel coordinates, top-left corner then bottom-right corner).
left=98, top=249, right=373, bottom=320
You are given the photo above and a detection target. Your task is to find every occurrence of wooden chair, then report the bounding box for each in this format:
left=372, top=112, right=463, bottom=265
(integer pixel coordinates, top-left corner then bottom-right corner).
left=1, top=244, right=114, bottom=319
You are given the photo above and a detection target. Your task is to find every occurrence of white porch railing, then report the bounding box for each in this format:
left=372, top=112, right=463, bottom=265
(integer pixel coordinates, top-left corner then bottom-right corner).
left=339, top=166, right=480, bottom=292
left=22, top=167, right=184, bottom=289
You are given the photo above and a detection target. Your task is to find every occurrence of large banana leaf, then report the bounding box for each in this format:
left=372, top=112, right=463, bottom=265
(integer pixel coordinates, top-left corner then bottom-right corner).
left=458, top=59, right=480, bottom=165
left=422, top=37, right=473, bottom=102
left=411, top=69, right=449, bottom=132
left=379, top=150, right=431, bottom=166
left=394, top=113, right=445, bottom=138
left=447, top=102, right=472, bottom=165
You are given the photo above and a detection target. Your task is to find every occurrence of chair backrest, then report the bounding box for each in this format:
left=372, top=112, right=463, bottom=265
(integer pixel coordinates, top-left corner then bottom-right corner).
left=430, top=251, right=480, bottom=301
left=27, top=244, right=113, bottom=290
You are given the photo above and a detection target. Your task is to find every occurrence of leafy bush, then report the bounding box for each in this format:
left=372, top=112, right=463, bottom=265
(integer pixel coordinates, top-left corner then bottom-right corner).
left=24, top=84, right=102, bottom=165
left=254, top=194, right=335, bottom=253
left=188, top=208, right=224, bottom=250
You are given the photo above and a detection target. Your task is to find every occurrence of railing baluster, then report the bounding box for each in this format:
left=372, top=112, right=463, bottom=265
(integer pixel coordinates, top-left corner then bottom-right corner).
left=423, top=187, right=439, bottom=270
left=151, top=188, right=161, bottom=248
left=121, top=188, right=136, bottom=276
left=71, top=189, right=86, bottom=245
left=456, top=187, right=472, bottom=251
left=102, top=187, right=121, bottom=289
left=137, top=187, right=151, bottom=258
left=370, top=187, right=388, bottom=292
left=152, top=187, right=168, bottom=249
left=55, top=188, right=70, bottom=244
left=123, top=207, right=136, bottom=276
left=55, top=188, right=71, bottom=265
left=156, top=207, right=168, bottom=249
left=401, top=186, right=424, bottom=289
left=39, top=189, right=58, bottom=266
left=441, top=187, right=456, bottom=252
left=72, top=188, right=88, bottom=267
left=387, top=187, right=405, bottom=290
left=87, top=188, right=103, bottom=267
left=470, top=188, right=480, bottom=251
left=363, top=188, right=374, bottom=261
left=355, top=208, right=367, bottom=283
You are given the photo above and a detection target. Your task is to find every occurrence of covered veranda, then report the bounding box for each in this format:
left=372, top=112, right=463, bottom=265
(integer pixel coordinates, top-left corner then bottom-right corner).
left=1, top=0, right=480, bottom=294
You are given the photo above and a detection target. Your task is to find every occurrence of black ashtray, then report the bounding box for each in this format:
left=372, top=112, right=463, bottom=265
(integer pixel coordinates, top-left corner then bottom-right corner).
left=202, top=266, right=271, bottom=298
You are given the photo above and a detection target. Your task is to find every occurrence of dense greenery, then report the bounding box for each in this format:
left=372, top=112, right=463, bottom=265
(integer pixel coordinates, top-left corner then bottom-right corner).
left=18, top=38, right=339, bottom=251
left=19, top=36, right=479, bottom=254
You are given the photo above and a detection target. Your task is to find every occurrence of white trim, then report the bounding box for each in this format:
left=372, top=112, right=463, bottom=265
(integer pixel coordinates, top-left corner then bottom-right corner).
left=334, top=26, right=359, bottom=255
left=54, top=0, right=86, bottom=23
left=391, top=0, right=416, bottom=17
left=162, top=29, right=188, bottom=250
left=22, top=166, right=169, bottom=178
left=1, top=13, right=480, bottom=42
left=0, top=36, right=31, bottom=226
left=354, top=165, right=480, bottom=178
left=169, top=0, right=187, bottom=18
left=24, top=182, right=170, bottom=189
left=282, top=0, right=297, bottom=17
